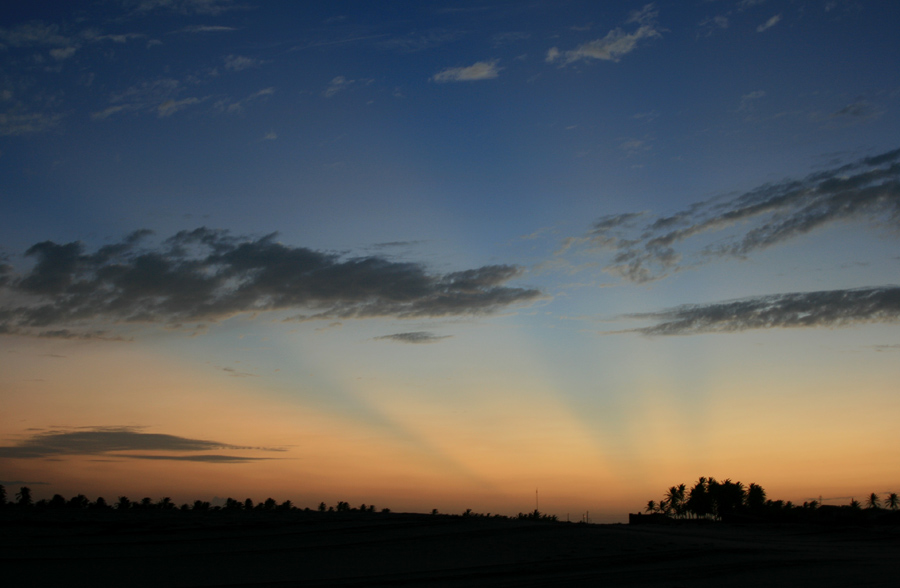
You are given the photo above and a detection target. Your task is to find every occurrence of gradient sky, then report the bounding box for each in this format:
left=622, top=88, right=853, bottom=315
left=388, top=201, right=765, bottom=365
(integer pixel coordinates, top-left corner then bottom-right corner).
left=1, top=0, right=899, bottom=521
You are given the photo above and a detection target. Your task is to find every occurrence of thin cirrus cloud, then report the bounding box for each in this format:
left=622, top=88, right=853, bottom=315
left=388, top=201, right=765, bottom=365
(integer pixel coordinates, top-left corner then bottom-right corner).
left=578, top=147, right=900, bottom=284
left=0, top=426, right=280, bottom=462
left=374, top=331, right=452, bottom=344
left=431, top=60, right=501, bottom=83
left=0, top=228, right=541, bottom=338
left=546, top=3, right=661, bottom=65
left=622, top=286, right=900, bottom=336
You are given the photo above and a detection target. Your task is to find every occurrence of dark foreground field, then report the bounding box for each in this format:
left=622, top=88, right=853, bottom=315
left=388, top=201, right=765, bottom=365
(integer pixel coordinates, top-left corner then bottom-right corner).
left=3, top=512, right=899, bottom=587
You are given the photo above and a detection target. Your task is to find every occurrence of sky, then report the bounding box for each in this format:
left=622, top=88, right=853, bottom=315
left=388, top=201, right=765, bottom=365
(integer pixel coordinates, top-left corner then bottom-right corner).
left=1, top=0, right=899, bottom=521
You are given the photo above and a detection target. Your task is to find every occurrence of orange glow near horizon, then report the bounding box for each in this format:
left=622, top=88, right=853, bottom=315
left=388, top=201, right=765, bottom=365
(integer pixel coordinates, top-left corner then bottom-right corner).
left=3, top=329, right=898, bottom=523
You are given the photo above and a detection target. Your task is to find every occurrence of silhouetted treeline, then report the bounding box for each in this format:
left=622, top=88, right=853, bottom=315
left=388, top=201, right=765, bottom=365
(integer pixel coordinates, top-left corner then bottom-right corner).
left=0, top=484, right=560, bottom=522
left=639, top=477, right=900, bottom=524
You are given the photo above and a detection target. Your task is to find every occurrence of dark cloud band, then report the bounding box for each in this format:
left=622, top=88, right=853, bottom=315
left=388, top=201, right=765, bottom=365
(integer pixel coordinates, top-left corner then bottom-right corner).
left=374, top=331, right=452, bottom=344
left=0, top=228, right=541, bottom=338
left=588, top=148, right=900, bottom=282
left=0, top=427, right=279, bottom=462
left=626, top=285, right=900, bottom=336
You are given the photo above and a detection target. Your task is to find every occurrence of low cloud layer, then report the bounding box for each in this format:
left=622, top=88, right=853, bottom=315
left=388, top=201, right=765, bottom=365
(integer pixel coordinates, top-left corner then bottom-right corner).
left=374, top=331, right=452, bottom=344
left=0, top=427, right=279, bottom=462
left=626, top=286, right=900, bottom=336
left=582, top=148, right=900, bottom=283
left=0, top=228, right=541, bottom=338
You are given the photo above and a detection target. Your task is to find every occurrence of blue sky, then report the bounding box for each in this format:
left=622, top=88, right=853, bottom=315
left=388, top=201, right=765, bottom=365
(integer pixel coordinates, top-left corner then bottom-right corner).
left=1, top=0, right=899, bottom=519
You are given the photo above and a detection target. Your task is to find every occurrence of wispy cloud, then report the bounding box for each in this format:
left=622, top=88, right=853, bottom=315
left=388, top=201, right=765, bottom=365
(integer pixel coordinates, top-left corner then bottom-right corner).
left=547, top=3, right=661, bottom=65
left=92, top=78, right=207, bottom=119
left=739, top=90, right=766, bottom=112
left=0, top=110, right=62, bottom=136
left=757, top=14, right=782, bottom=32
left=0, top=22, right=71, bottom=47
left=374, top=331, right=452, bottom=344
left=0, top=228, right=541, bottom=338
left=380, top=30, right=461, bottom=52
left=215, top=87, right=274, bottom=114
left=623, top=286, right=900, bottom=336
left=432, top=60, right=501, bottom=83
left=129, top=0, right=239, bottom=16
left=224, top=54, right=261, bottom=72
left=171, top=25, right=237, bottom=34
left=157, top=96, right=203, bottom=117
left=0, top=426, right=280, bottom=462
left=50, top=46, right=78, bottom=60
left=323, top=76, right=354, bottom=97
left=577, top=148, right=900, bottom=283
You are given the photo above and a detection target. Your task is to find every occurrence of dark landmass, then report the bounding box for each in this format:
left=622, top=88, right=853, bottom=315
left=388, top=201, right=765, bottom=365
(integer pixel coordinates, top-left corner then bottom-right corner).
left=3, top=510, right=899, bottom=587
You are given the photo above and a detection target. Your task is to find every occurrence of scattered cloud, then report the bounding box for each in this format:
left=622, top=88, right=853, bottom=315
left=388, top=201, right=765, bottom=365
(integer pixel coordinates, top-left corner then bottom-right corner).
left=374, top=331, right=452, bottom=344
left=262, top=131, right=277, bottom=140
left=0, top=426, right=280, bottom=462
left=432, top=60, right=501, bottom=83
left=224, top=54, right=261, bottom=72
left=623, top=286, right=900, bottom=336
left=0, top=228, right=542, bottom=338
left=323, top=76, right=354, bottom=97
left=576, top=147, right=900, bottom=283
left=547, top=3, right=661, bottom=65
left=757, top=14, right=782, bottom=32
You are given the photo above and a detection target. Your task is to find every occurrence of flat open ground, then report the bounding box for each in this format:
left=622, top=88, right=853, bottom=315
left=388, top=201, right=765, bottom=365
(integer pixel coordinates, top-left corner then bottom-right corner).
left=3, top=513, right=898, bottom=587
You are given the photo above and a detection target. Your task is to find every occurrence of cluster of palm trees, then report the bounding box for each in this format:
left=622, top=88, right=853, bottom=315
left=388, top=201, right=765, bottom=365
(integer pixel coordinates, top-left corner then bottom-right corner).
left=863, top=492, right=900, bottom=510
left=644, top=478, right=900, bottom=520
left=644, top=477, right=763, bottom=520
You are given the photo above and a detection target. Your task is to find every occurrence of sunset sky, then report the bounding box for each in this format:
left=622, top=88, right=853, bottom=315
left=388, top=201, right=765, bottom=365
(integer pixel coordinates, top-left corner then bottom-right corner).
left=1, top=0, right=898, bottom=521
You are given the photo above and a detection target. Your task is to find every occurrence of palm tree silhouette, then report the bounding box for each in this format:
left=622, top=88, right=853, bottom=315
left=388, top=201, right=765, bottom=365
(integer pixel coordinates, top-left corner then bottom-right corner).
left=746, top=483, right=766, bottom=511
left=665, top=485, right=686, bottom=518
left=885, top=493, right=899, bottom=510
left=865, top=493, right=881, bottom=509
left=645, top=500, right=657, bottom=514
